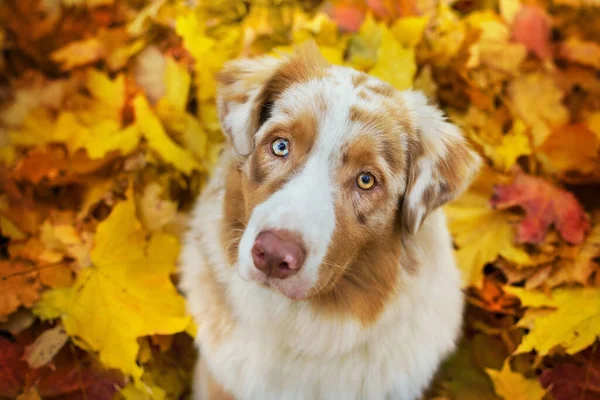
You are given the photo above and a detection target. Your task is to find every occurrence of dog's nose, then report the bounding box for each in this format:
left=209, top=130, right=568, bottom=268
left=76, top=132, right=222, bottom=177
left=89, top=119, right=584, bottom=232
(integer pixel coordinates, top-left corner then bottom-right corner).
left=251, top=230, right=306, bottom=279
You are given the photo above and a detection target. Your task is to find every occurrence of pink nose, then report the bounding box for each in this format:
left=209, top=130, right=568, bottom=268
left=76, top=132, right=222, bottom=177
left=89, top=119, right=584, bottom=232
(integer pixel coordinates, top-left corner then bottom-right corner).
left=251, top=230, right=306, bottom=279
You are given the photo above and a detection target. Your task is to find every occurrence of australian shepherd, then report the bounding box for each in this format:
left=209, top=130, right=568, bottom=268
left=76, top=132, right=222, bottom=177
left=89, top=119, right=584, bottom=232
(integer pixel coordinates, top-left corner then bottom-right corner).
left=179, top=42, right=481, bottom=400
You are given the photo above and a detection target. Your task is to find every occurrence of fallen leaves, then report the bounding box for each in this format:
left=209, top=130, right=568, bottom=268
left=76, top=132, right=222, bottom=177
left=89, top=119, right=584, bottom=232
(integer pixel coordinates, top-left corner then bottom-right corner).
left=0, top=329, right=124, bottom=399
left=34, top=190, right=190, bottom=380
left=540, top=345, right=600, bottom=400
left=1, top=0, right=599, bottom=398
left=487, top=361, right=546, bottom=400
left=506, top=286, right=600, bottom=355
left=491, top=171, right=590, bottom=245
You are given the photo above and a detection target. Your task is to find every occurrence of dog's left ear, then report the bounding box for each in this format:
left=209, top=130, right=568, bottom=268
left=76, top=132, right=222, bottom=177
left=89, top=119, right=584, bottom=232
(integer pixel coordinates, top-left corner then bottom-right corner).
left=400, top=91, right=482, bottom=234
left=216, top=41, right=328, bottom=156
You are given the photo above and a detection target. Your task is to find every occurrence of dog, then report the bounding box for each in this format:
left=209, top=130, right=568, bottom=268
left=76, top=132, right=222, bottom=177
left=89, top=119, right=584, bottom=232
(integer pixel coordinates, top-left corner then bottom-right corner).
left=179, top=41, right=481, bottom=400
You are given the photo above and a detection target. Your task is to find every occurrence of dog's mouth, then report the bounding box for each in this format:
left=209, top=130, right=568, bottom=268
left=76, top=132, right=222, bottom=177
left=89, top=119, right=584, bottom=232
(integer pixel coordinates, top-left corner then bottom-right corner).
left=245, top=267, right=312, bottom=301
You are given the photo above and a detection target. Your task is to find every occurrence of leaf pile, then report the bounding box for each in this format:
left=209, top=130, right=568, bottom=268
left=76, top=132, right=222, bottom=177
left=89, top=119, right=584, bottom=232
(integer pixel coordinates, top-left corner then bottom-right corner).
left=1, top=0, right=599, bottom=399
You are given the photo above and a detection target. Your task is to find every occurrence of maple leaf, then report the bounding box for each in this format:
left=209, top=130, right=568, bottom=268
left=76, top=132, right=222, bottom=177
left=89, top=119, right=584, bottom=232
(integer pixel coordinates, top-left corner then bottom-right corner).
left=465, top=11, right=527, bottom=75
left=345, top=13, right=382, bottom=71
left=540, top=345, right=600, bottom=400
left=538, top=123, right=600, bottom=180
left=506, top=286, right=600, bottom=355
left=132, top=95, right=203, bottom=174
left=0, top=261, right=43, bottom=322
left=487, top=120, right=531, bottom=172
left=446, top=167, right=518, bottom=287
left=491, top=171, right=590, bottom=245
left=369, top=24, right=416, bottom=91
left=486, top=361, right=546, bottom=400
left=511, top=6, right=552, bottom=60
left=508, top=72, right=569, bottom=146
left=33, top=191, right=191, bottom=380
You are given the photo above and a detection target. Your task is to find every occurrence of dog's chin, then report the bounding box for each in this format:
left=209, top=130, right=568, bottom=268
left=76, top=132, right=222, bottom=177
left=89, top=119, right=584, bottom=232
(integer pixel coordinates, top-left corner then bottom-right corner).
left=244, top=268, right=312, bottom=301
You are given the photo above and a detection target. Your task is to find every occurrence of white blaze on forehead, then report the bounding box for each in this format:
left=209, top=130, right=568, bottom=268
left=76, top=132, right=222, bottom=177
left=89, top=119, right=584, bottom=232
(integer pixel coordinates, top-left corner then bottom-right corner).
left=237, top=70, right=361, bottom=290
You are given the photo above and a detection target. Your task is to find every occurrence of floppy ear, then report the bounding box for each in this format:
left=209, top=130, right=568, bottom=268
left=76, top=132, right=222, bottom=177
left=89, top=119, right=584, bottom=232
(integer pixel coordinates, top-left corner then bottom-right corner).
left=400, top=91, right=482, bottom=234
left=216, top=41, right=328, bottom=156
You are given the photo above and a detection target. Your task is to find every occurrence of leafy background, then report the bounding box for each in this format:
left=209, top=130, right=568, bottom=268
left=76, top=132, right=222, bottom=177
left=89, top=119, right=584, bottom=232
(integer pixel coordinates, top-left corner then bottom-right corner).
left=0, top=0, right=599, bottom=399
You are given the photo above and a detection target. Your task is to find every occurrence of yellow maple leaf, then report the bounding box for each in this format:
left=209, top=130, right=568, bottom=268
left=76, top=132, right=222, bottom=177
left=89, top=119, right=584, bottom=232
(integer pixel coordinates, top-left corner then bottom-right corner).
left=391, top=16, right=429, bottom=48
left=33, top=192, right=191, bottom=379
left=487, top=120, right=532, bottom=172
left=445, top=167, right=516, bottom=287
left=509, top=72, right=569, bottom=146
left=369, top=25, right=416, bottom=91
left=506, top=286, right=600, bottom=355
left=161, top=57, right=191, bottom=113
left=422, top=5, right=466, bottom=67
left=133, top=95, right=202, bottom=174
left=486, top=361, right=545, bottom=400
left=466, top=11, right=527, bottom=75
left=345, top=13, right=382, bottom=71
left=175, top=9, right=215, bottom=62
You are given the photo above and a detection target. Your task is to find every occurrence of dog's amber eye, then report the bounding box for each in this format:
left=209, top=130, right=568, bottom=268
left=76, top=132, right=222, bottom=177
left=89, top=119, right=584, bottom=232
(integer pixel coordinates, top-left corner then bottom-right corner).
left=357, top=172, right=376, bottom=190
left=271, top=138, right=290, bottom=157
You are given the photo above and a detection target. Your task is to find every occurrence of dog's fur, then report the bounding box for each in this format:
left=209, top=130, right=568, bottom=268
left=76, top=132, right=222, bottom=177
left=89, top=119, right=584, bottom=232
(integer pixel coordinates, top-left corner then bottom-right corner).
left=179, top=42, right=481, bottom=400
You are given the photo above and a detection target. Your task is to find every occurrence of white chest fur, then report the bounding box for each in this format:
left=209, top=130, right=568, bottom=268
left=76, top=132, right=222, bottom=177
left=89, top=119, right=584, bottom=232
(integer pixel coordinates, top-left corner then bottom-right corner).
left=179, top=159, right=464, bottom=400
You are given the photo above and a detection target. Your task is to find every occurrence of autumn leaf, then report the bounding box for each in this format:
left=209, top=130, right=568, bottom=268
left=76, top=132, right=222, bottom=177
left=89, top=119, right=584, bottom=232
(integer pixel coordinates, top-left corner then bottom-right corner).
left=508, top=72, right=569, bottom=146
left=491, top=171, right=591, bottom=245
left=369, top=24, right=416, bottom=91
left=511, top=6, right=552, bottom=60
left=540, top=345, right=600, bottom=400
left=487, top=361, right=546, bottom=399
left=33, top=191, right=191, bottom=380
left=538, top=123, right=600, bottom=179
left=506, top=286, right=600, bottom=355
left=23, top=325, right=68, bottom=369
left=0, top=331, right=124, bottom=399
left=446, top=167, right=517, bottom=287
left=133, top=95, right=203, bottom=174
left=0, top=261, right=44, bottom=322
left=559, top=38, right=600, bottom=69
left=487, top=120, right=531, bottom=172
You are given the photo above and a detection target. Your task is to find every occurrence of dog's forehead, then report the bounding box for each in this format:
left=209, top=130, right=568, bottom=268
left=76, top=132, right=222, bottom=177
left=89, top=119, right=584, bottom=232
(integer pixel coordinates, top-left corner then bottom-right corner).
left=275, top=66, right=396, bottom=157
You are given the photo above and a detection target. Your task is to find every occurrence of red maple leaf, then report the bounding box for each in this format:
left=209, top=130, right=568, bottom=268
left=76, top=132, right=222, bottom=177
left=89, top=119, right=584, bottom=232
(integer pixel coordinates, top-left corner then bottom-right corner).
left=490, top=171, right=590, bottom=244
left=540, top=345, right=600, bottom=400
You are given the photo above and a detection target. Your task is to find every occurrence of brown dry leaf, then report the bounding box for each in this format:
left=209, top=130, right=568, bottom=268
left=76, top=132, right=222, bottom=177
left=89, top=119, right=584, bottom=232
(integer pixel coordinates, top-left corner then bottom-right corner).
left=0, top=261, right=42, bottom=322
left=23, top=325, right=68, bottom=369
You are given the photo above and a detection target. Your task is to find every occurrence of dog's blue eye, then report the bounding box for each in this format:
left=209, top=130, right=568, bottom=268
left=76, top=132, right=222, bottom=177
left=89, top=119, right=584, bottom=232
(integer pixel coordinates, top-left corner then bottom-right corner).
left=271, top=138, right=290, bottom=157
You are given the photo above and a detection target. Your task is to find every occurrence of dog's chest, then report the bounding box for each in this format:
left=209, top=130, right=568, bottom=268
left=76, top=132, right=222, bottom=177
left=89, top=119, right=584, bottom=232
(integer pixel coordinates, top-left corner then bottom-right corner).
left=202, top=321, right=420, bottom=400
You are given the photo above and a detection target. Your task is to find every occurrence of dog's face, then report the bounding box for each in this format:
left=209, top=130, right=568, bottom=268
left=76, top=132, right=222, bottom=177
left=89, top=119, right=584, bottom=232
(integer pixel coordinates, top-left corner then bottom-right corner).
left=217, top=43, right=480, bottom=309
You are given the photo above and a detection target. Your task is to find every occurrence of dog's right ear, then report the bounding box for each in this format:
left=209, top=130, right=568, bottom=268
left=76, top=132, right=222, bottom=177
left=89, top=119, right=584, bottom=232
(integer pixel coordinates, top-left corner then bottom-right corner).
left=216, top=41, right=328, bottom=156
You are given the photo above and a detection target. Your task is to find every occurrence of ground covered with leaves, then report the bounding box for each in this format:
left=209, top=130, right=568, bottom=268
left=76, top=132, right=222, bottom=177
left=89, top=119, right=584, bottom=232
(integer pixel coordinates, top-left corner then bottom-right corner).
left=0, top=0, right=599, bottom=399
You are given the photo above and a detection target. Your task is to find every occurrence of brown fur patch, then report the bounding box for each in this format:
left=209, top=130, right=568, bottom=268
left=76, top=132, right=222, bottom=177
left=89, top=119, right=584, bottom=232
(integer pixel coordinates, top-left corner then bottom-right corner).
left=248, top=43, right=329, bottom=135
left=309, top=212, right=401, bottom=325
left=365, top=83, right=395, bottom=98
left=352, top=73, right=368, bottom=88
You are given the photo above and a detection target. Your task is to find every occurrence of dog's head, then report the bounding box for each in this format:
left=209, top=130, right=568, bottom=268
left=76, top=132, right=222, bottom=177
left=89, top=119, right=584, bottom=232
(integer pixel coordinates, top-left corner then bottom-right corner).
left=217, top=42, right=481, bottom=309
